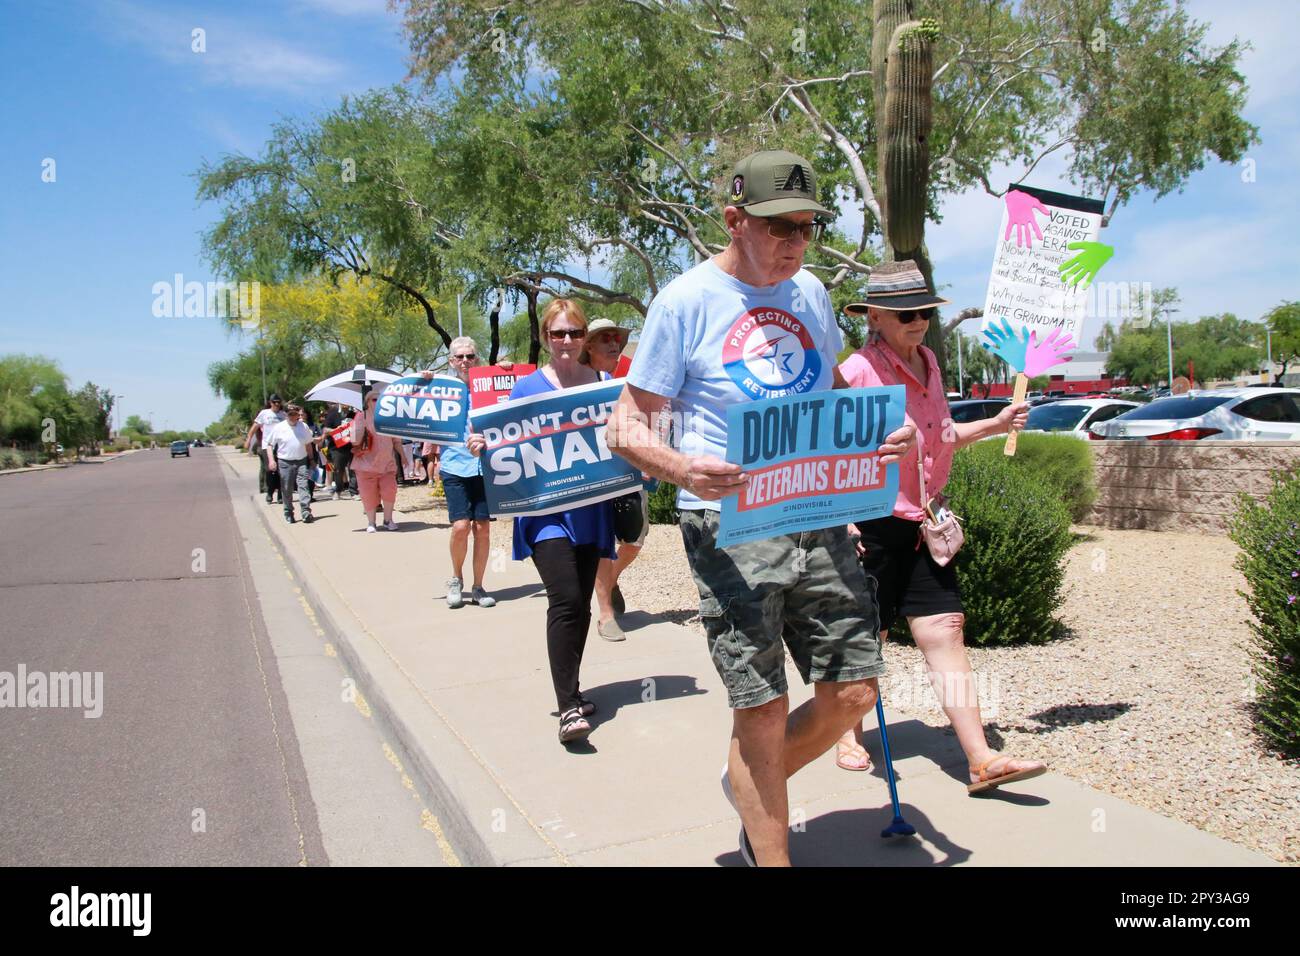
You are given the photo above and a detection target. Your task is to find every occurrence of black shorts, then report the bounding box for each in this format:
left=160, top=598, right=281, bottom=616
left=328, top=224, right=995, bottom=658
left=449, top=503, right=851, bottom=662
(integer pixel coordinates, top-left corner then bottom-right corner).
left=854, top=515, right=963, bottom=633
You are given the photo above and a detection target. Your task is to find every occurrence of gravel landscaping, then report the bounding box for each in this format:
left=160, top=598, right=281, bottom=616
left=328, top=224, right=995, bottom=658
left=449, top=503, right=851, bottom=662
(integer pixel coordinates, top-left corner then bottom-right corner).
left=394, top=481, right=1298, bottom=864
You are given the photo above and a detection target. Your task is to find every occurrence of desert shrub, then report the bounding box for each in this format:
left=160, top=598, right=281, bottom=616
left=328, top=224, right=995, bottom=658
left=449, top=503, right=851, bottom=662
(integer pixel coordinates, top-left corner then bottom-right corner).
left=647, top=480, right=679, bottom=524
left=961, top=432, right=1096, bottom=522
left=1229, top=467, right=1300, bottom=758
left=0, top=449, right=27, bottom=469
left=896, top=446, right=1074, bottom=646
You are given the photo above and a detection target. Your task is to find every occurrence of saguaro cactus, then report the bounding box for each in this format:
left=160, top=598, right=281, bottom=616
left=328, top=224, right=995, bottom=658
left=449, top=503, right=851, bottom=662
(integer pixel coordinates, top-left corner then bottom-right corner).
left=884, top=19, right=937, bottom=254
left=872, top=0, right=912, bottom=241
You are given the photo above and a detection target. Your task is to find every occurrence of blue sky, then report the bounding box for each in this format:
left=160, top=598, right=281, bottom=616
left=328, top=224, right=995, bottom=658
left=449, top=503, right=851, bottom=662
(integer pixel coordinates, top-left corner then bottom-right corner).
left=1, top=0, right=1294, bottom=431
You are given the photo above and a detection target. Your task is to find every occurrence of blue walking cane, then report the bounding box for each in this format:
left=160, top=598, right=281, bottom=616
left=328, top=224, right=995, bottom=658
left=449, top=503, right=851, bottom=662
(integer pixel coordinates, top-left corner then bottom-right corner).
left=875, top=696, right=915, bottom=837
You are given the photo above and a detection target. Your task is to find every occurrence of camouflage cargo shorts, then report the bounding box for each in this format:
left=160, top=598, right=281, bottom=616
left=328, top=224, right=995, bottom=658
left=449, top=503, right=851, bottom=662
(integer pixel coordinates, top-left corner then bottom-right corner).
left=679, top=510, right=884, bottom=710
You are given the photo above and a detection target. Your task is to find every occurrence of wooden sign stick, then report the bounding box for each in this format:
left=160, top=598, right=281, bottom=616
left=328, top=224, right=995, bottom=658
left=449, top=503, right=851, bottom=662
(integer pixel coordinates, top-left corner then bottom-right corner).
left=1004, top=372, right=1029, bottom=457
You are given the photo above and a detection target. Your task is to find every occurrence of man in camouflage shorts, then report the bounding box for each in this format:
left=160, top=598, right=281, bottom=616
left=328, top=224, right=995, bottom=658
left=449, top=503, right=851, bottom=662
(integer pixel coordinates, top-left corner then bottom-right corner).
left=609, top=149, right=915, bottom=866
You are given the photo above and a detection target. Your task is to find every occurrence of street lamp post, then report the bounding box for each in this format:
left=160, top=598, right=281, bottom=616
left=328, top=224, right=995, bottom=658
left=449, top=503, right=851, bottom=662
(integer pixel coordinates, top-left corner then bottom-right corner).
left=1266, top=327, right=1273, bottom=384
left=1160, top=306, right=1178, bottom=386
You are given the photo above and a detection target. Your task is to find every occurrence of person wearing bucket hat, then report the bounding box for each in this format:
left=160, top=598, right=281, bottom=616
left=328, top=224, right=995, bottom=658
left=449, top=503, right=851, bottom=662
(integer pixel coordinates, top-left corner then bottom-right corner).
left=832, top=260, right=1043, bottom=793
left=606, top=148, right=916, bottom=865
left=580, top=317, right=644, bottom=642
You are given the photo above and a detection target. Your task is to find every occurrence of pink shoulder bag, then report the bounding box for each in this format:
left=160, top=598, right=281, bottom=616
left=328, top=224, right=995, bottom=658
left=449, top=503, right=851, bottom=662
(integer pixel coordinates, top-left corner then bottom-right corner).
left=869, top=341, right=964, bottom=566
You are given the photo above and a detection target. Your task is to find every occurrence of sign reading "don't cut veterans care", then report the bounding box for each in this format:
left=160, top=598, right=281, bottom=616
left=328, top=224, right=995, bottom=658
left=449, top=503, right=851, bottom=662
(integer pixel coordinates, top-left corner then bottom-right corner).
left=720, top=385, right=904, bottom=547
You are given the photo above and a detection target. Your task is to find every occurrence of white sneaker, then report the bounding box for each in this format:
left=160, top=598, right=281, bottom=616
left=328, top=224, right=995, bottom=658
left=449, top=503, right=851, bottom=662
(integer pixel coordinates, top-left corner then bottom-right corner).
left=331, top=490, right=339, bottom=501
left=366, top=524, right=377, bottom=534
left=446, top=578, right=464, bottom=609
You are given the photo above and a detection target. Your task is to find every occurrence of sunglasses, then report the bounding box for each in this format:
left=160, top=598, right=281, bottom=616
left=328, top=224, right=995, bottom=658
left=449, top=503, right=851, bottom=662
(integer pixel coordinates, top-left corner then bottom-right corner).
left=547, top=328, right=586, bottom=341
left=762, top=217, right=826, bottom=243
left=895, top=307, right=937, bottom=325
left=451, top=353, right=477, bottom=361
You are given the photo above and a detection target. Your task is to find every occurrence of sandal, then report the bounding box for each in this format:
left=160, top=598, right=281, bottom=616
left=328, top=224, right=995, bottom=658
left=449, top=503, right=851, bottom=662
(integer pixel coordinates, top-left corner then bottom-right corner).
left=577, top=695, right=596, bottom=717
left=835, top=736, right=873, bottom=772
left=558, top=707, right=592, bottom=744
left=967, top=754, right=1047, bottom=794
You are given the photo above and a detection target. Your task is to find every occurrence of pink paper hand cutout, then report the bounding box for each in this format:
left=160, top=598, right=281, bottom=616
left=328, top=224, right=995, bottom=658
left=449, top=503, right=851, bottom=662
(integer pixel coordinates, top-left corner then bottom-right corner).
left=1003, top=189, right=1050, bottom=248
left=1022, top=328, right=1075, bottom=376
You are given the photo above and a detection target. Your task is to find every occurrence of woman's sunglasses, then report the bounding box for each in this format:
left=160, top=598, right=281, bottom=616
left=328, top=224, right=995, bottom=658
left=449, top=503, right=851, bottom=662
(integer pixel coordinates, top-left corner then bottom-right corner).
left=547, top=328, right=586, bottom=341
left=895, top=307, right=937, bottom=325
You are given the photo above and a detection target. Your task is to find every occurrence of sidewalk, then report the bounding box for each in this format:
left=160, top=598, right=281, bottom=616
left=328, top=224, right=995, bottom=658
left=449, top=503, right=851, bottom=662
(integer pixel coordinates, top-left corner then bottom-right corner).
left=219, top=447, right=1276, bottom=867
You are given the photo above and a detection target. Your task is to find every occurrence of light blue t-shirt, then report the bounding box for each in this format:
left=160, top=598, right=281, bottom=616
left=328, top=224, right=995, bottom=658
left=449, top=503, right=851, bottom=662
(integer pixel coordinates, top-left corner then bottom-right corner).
left=625, top=259, right=842, bottom=511
left=438, top=433, right=481, bottom=478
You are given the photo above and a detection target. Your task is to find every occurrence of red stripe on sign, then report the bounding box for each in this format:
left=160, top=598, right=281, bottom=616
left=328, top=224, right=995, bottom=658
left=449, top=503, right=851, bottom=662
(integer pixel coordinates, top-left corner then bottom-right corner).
left=738, top=453, right=884, bottom=512
left=486, top=419, right=589, bottom=450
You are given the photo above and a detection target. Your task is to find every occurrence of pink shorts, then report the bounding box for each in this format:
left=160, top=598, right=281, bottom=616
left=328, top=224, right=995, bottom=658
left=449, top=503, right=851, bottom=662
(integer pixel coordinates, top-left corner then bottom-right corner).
left=356, top=470, right=397, bottom=515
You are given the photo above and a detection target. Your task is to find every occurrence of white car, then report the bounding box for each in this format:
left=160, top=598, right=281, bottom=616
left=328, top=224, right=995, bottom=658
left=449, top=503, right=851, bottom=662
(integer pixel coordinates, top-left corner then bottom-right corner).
left=1089, top=387, right=1300, bottom=441
left=1022, top=399, right=1139, bottom=439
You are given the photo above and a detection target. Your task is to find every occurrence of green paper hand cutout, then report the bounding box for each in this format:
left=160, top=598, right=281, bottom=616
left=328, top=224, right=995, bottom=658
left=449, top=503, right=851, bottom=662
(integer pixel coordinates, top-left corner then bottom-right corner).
left=1058, top=241, right=1114, bottom=289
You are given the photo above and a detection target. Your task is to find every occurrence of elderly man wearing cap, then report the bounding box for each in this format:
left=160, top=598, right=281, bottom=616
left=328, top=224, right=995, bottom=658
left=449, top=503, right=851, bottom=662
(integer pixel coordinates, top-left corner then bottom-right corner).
left=832, top=261, right=1045, bottom=794
left=580, top=318, right=644, bottom=641
left=607, top=149, right=916, bottom=866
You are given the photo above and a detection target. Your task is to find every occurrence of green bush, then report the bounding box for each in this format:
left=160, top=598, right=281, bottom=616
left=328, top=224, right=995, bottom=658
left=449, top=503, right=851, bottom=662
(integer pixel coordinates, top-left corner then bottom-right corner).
left=961, top=432, right=1096, bottom=522
left=648, top=480, right=679, bottom=525
left=1229, top=467, right=1300, bottom=758
left=896, top=445, right=1074, bottom=646
left=0, top=449, right=26, bottom=469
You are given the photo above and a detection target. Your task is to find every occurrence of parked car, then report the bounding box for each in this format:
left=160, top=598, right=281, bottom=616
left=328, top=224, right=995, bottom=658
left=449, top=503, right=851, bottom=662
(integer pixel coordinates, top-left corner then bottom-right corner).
left=948, top=398, right=1011, bottom=423
left=170, top=440, right=190, bottom=457
left=1022, top=399, right=1139, bottom=439
left=1089, top=387, right=1300, bottom=441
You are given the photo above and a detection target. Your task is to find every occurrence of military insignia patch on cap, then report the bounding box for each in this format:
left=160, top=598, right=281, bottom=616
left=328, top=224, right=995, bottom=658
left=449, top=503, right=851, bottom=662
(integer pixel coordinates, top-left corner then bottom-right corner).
left=730, top=175, right=745, bottom=201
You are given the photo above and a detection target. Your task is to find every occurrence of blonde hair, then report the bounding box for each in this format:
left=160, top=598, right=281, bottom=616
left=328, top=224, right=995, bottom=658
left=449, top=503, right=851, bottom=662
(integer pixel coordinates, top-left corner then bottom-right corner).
left=540, top=298, right=588, bottom=348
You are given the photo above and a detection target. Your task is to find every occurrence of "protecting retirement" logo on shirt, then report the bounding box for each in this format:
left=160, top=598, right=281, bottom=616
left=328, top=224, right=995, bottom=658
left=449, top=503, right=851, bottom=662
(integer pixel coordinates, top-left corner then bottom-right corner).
left=722, top=307, right=822, bottom=400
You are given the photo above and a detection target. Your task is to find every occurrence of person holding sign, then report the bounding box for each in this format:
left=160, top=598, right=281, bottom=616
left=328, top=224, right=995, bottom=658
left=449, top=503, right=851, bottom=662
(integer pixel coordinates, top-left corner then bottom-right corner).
left=350, top=390, right=402, bottom=533
left=580, top=317, right=645, bottom=642
left=468, top=300, right=616, bottom=744
left=422, top=338, right=499, bottom=610
left=606, top=149, right=916, bottom=866
left=834, top=262, right=1044, bottom=793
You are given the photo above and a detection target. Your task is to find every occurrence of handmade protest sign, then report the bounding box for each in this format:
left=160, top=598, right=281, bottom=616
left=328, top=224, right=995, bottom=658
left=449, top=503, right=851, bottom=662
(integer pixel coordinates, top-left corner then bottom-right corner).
left=468, top=364, right=537, bottom=409
left=981, top=184, right=1108, bottom=456
left=469, top=379, right=640, bottom=517
left=373, top=375, right=468, bottom=444
left=719, top=386, right=904, bottom=548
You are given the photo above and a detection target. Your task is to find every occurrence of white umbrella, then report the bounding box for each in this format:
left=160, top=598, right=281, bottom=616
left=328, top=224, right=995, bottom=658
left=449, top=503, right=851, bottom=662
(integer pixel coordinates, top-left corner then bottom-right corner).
left=304, top=365, right=401, bottom=409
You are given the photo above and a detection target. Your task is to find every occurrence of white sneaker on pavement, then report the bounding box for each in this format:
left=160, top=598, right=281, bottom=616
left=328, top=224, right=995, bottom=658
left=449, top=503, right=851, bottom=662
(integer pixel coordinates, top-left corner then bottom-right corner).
left=446, top=578, right=464, bottom=609
left=720, top=764, right=757, bottom=867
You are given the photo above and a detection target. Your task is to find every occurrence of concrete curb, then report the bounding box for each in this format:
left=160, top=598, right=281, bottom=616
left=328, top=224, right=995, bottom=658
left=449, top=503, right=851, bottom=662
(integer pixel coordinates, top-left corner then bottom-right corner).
left=233, top=452, right=558, bottom=866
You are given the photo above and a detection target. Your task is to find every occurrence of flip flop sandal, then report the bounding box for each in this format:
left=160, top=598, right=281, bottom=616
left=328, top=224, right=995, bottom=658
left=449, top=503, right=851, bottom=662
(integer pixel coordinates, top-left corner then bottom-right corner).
left=835, top=738, right=873, bottom=772
left=967, top=755, right=1047, bottom=794
left=558, top=708, right=592, bottom=744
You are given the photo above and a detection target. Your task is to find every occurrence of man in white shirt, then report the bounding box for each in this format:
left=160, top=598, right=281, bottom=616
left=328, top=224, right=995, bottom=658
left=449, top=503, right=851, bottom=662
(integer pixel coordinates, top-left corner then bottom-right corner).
left=266, top=403, right=317, bottom=524
left=246, top=394, right=286, bottom=504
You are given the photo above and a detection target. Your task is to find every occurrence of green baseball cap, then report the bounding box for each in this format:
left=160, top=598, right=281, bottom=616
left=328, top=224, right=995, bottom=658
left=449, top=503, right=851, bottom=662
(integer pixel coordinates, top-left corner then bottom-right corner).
left=726, top=149, right=833, bottom=219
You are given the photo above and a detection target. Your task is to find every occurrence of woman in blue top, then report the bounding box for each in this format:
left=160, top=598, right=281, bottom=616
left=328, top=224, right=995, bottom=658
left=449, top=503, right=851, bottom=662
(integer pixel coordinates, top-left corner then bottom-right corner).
left=468, top=299, right=617, bottom=744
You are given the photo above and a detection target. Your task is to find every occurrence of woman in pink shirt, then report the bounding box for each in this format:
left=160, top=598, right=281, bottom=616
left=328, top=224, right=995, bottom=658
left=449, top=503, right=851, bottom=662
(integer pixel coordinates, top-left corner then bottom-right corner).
left=834, top=261, right=1044, bottom=794
left=351, top=390, right=402, bottom=533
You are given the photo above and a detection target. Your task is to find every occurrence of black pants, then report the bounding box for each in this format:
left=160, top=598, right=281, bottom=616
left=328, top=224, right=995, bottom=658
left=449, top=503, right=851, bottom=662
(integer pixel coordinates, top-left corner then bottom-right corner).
left=329, top=444, right=357, bottom=495
left=258, top=448, right=280, bottom=499
left=530, top=538, right=602, bottom=713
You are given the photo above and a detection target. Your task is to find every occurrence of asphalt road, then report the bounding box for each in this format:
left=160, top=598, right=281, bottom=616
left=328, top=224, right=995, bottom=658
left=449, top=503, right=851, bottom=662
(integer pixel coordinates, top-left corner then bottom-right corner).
left=0, top=449, right=456, bottom=866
